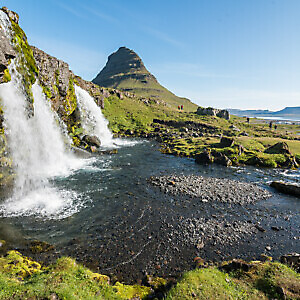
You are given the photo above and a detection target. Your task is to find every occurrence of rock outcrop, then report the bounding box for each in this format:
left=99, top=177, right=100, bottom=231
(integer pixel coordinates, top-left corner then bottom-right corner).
left=197, top=107, right=230, bottom=120
left=31, top=46, right=78, bottom=123
left=265, top=142, right=292, bottom=155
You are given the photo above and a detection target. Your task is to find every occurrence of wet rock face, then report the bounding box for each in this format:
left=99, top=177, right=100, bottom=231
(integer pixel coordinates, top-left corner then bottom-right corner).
left=0, top=10, right=16, bottom=83
left=197, top=107, right=230, bottom=120
left=31, top=46, right=72, bottom=113
left=93, top=46, right=156, bottom=88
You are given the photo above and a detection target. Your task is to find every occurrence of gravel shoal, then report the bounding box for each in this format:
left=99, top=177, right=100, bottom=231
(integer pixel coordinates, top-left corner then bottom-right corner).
left=149, top=174, right=271, bottom=204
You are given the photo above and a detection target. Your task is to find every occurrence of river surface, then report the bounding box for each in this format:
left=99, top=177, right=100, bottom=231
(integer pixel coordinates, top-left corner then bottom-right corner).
left=0, top=140, right=299, bottom=282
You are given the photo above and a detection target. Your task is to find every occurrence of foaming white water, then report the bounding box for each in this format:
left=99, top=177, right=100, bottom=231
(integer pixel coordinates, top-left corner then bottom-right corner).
left=1, top=187, right=88, bottom=220
left=0, top=66, right=88, bottom=219
left=75, top=85, right=114, bottom=147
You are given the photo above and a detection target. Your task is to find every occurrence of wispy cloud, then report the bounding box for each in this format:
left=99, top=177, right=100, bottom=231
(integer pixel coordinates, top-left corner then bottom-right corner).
left=93, top=0, right=183, bottom=48
left=54, top=1, right=86, bottom=20
left=143, top=27, right=184, bottom=49
left=79, top=4, right=119, bottom=24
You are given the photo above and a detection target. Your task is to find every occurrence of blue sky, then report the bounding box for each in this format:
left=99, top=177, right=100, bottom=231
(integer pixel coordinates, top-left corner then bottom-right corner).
left=2, top=0, right=300, bottom=110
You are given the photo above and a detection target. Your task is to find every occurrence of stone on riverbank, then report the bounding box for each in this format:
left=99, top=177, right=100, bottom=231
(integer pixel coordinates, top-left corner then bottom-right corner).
left=270, top=181, right=300, bottom=198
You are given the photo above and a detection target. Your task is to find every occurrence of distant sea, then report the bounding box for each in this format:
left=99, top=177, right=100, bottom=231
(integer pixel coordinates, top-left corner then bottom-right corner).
left=253, top=116, right=300, bottom=122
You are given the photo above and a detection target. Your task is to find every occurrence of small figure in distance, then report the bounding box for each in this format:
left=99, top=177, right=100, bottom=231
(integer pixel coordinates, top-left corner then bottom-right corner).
left=247, top=117, right=250, bottom=124
left=178, top=105, right=180, bottom=110
left=269, top=121, right=273, bottom=129
left=274, top=124, right=277, bottom=130
left=181, top=105, right=183, bottom=110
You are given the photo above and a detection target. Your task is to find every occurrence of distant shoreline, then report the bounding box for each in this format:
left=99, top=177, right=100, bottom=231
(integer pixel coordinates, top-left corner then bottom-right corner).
left=252, top=116, right=300, bottom=123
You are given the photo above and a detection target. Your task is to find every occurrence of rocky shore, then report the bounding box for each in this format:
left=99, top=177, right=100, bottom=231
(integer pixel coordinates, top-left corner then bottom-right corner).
left=149, top=174, right=271, bottom=204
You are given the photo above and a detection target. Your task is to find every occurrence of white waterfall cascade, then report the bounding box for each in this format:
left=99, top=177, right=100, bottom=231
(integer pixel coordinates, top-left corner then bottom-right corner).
left=75, top=85, right=141, bottom=148
left=75, top=85, right=114, bottom=147
left=0, top=65, right=86, bottom=219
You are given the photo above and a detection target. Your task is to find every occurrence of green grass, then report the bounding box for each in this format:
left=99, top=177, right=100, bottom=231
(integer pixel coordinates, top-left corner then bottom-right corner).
left=0, top=251, right=151, bottom=300
left=165, top=267, right=264, bottom=300
left=165, top=261, right=300, bottom=300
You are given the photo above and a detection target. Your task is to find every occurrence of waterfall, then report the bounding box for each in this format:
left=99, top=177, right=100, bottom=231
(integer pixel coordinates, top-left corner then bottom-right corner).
left=75, top=85, right=114, bottom=147
left=0, top=64, right=86, bottom=219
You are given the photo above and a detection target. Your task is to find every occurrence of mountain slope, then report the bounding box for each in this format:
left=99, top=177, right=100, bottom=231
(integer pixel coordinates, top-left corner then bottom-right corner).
left=92, top=47, right=197, bottom=112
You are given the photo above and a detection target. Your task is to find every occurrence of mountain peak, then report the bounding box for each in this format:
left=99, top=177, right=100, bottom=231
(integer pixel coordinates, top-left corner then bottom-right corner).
left=93, top=46, right=154, bottom=88
left=92, top=47, right=197, bottom=111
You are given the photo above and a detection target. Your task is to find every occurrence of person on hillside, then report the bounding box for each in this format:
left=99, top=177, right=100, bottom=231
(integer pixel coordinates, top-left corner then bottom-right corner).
left=247, top=117, right=250, bottom=124
left=181, top=105, right=183, bottom=110
left=269, top=121, right=273, bottom=129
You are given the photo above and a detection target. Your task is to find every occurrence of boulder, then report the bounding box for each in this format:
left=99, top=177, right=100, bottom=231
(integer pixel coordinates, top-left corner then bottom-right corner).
left=82, top=135, right=101, bottom=148
left=219, top=137, right=235, bottom=148
left=213, top=152, right=232, bottom=167
left=270, top=181, right=300, bottom=198
left=245, top=156, right=264, bottom=166
left=265, top=142, right=292, bottom=155
left=195, top=150, right=213, bottom=165
left=196, top=107, right=230, bottom=120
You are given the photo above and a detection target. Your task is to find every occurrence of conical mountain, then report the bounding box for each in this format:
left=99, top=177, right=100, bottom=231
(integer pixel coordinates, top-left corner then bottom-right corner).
left=92, top=47, right=197, bottom=111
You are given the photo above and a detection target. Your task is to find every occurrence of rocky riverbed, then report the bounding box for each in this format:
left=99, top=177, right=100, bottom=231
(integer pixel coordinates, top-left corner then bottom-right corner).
left=149, top=174, right=271, bottom=204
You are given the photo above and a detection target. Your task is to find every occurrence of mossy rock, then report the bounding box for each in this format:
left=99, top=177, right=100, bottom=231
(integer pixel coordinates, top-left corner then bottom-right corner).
left=113, top=282, right=152, bottom=299
left=0, top=250, right=41, bottom=279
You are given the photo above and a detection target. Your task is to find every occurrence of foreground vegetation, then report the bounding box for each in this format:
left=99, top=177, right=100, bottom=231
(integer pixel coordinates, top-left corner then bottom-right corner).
left=0, top=250, right=299, bottom=299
